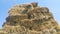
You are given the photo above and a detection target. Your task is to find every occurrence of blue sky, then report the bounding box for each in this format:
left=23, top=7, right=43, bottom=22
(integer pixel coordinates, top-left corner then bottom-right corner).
left=0, top=0, right=60, bottom=29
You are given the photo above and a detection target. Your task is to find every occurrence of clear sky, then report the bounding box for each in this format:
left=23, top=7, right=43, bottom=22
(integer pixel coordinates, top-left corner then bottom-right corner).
left=0, top=0, right=60, bottom=29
